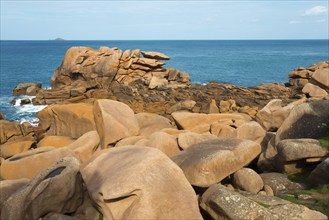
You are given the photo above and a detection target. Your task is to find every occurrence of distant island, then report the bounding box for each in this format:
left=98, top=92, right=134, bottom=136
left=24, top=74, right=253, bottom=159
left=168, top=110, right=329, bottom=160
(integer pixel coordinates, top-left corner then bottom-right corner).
left=51, top=38, right=65, bottom=41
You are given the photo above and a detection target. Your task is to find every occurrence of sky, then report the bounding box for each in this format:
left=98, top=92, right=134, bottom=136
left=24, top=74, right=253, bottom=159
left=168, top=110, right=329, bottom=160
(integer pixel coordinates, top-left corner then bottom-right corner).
left=0, top=0, right=328, bottom=40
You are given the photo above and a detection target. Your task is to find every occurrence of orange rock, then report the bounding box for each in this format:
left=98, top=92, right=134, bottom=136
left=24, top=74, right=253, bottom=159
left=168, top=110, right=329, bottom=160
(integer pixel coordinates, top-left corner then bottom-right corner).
left=38, top=136, right=75, bottom=148
left=37, top=103, right=96, bottom=139
left=0, top=147, right=76, bottom=180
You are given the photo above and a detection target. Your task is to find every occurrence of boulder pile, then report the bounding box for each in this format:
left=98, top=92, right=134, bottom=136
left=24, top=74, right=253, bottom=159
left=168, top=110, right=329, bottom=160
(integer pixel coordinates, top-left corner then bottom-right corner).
left=288, top=61, right=329, bottom=99
left=2, top=47, right=329, bottom=219
left=1, top=97, right=328, bottom=219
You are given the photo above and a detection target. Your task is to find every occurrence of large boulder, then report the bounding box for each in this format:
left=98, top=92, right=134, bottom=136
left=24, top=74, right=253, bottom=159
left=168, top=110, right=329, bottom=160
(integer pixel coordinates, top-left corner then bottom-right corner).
left=81, top=146, right=202, bottom=219
left=172, top=139, right=261, bottom=187
left=1, top=157, right=84, bottom=220
left=37, top=103, right=96, bottom=139
left=311, top=68, right=329, bottom=88
left=255, top=99, right=292, bottom=131
left=276, top=139, right=328, bottom=161
left=135, top=112, right=175, bottom=137
left=236, top=121, right=266, bottom=144
left=275, top=100, right=329, bottom=145
left=0, top=120, right=34, bottom=145
left=177, top=132, right=217, bottom=150
left=134, top=131, right=181, bottom=157
left=66, top=131, right=100, bottom=164
left=0, top=140, right=34, bottom=159
left=93, top=100, right=140, bottom=148
left=302, top=83, right=328, bottom=98
left=200, top=184, right=273, bottom=220
left=309, top=158, right=329, bottom=185
left=260, top=172, right=304, bottom=196
left=38, top=136, right=75, bottom=148
left=0, top=178, right=30, bottom=207
left=12, top=82, right=41, bottom=96
left=0, top=147, right=76, bottom=180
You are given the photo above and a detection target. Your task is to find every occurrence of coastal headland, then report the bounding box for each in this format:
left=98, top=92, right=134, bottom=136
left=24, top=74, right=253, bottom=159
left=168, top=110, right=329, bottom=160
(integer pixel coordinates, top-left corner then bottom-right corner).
left=1, top=46, right=329, bottom=219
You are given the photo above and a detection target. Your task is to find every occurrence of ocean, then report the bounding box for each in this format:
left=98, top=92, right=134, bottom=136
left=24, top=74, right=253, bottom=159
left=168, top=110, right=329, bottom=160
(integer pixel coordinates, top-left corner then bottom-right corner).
left=0, top=40, right=328, bottom=123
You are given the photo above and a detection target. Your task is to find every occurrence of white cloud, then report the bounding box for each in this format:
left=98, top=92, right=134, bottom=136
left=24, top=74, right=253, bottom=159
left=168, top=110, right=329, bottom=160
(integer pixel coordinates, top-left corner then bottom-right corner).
left=289, top=20, right=301, bottom=24
left=303, top=6, right=328, bottom=16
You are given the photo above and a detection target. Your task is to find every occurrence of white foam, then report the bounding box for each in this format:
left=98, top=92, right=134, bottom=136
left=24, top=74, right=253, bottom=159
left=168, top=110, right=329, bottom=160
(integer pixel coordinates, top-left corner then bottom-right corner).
left=15, top=104, right=47, bottom=113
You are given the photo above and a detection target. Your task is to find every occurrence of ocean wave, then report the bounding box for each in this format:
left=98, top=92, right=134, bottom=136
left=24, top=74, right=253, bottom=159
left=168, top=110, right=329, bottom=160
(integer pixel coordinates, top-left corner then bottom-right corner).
left=0, top=95, right=47, bottom=125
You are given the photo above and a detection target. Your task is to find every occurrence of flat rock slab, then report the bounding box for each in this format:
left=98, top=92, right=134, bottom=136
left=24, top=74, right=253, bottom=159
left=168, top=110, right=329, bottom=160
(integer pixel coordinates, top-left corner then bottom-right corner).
left=260, top=172, right=304, bottom=196
left=172, top=111, right=251, bottom=133
left=172, top=138, right=261, bottom=187
left=276, top=138, right=328, bottom=161
left=141, top=51, right=170, bottom=60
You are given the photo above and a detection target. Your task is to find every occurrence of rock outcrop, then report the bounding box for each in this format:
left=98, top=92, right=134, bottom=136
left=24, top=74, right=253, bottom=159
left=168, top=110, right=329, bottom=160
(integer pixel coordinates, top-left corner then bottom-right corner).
left=33, top=46, right=190, bottom=106
left=288, top=61, right=329, bottom=98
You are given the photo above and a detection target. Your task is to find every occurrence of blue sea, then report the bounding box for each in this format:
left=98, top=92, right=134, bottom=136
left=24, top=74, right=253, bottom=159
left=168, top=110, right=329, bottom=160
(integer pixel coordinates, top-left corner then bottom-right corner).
left=1, top=40, right=328, bottom=123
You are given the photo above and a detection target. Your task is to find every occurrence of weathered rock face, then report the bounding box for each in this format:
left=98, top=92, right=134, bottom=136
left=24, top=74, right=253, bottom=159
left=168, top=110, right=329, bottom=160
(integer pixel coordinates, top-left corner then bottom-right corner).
left=172, top=139, right=261, bottom=187
left=275, top=100, right=329, bottom=145
left=81, top=146, right=202, bottom=220
left=37, top=103, right=96, bottom=139
left=1, top=157, right=84, bottom=220
left=93, top=99, right=139, bottom=148
left=12, top=82, right=41, bottom=96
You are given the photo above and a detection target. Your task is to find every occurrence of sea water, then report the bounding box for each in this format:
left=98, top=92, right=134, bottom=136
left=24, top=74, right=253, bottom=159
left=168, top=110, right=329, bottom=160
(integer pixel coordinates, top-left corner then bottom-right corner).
left=0, top=40, right=328, bottom=123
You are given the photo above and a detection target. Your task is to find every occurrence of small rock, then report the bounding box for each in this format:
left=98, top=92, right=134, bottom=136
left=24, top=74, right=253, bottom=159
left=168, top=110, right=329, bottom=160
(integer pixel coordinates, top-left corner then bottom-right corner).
left=232, top=168, right=264, bottom=193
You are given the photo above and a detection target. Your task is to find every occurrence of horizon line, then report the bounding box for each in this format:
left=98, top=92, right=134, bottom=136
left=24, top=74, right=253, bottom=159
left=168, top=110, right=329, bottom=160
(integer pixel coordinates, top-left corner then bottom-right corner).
left=1, top=38, right=329, bottom=41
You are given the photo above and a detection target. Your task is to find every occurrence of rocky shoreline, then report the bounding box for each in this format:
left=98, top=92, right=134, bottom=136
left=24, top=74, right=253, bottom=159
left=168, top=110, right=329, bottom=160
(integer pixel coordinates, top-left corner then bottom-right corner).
left=1, top=46, right=329, bottom=219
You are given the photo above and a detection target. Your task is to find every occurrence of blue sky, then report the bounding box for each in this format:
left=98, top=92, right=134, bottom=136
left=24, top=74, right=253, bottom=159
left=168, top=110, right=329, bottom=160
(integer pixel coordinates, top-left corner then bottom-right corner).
left=1, top=1, right=328, bottom=40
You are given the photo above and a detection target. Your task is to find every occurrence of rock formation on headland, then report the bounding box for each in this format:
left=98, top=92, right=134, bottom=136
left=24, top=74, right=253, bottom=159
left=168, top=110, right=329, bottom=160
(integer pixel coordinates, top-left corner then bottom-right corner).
left=1, top=46, right=329, bottom=219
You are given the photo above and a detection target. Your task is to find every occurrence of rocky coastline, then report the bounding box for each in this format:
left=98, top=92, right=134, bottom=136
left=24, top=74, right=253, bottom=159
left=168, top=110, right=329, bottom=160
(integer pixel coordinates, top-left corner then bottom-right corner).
left=1, top=46, right=329, bottom=219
